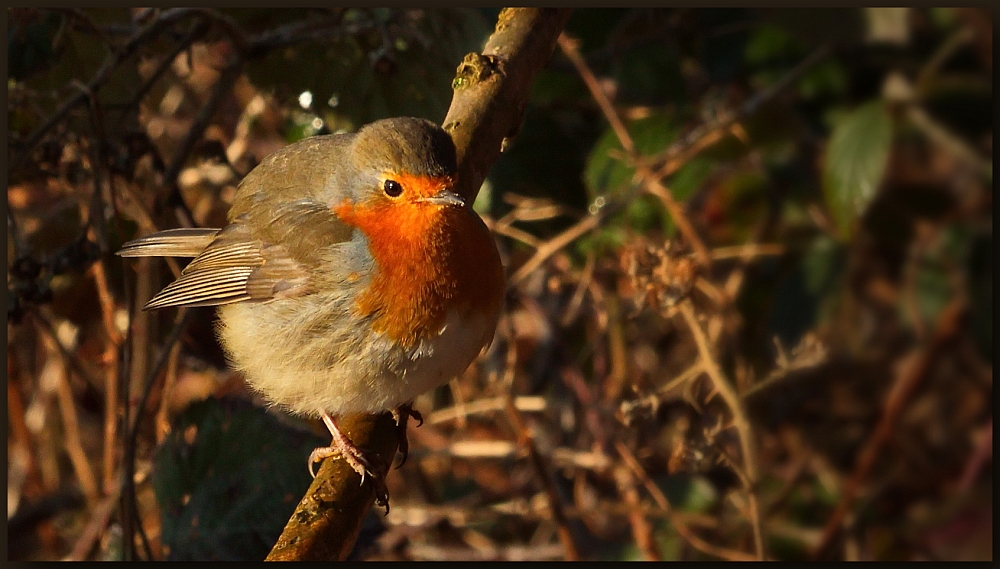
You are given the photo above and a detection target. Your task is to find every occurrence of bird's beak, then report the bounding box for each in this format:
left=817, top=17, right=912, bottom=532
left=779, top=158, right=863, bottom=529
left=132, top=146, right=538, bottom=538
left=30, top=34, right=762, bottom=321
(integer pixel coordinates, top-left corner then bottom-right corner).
left=417, top=190, right=465, bottom=208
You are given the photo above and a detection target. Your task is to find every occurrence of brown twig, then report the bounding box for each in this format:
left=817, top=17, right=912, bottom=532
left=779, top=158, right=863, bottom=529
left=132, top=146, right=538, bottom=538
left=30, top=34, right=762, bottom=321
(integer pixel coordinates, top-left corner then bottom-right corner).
left=119, top=305, right=191, bottom=561
left=678, top=300, right=765, bottom=559
left=510, top=209, right=607, bottom=286
left=160, top=50, right=245, bottom=228
left=33, top=314, right=101, bottom=504
left=155, top=341, right=183, bottom=444
left=75, top=80, right=128, bottom=498
left=617, top=468, right=662, bottom=560
left=64, top=481, right=122, bottom=561
left=505, top=399, right=581, bottom=560
left=30, top=308, right=103, bottom=391
left=560, top=251, right=595, bottom=326
left=496, top=315, right=579, bottom=559
left=386, top=496, right=721, bottom=529
left=118, top=19, right=209, bottom=120
left=89, top=261, right=122, bottom=496
left=651, top=43, right=831, bottom=180
left=427, top=395, right=547, bottom=425
left=555, top=35, right=634, bottom=155
left=641, top=178, right=713, bottom=266
left=557, top=33, right=712, bottom=267
left=127, top=309, right=192, bottom=441
left=811, top=298, right=967, bottom=559
left=710, top=243, right=785, bottom=260
left=7, top=352, right=45, bottom=509
left=14, top=8, right=230, bottom=166
left=955, top=418, right=992, bottom=494
left=615, top=441, right=758, bottom=561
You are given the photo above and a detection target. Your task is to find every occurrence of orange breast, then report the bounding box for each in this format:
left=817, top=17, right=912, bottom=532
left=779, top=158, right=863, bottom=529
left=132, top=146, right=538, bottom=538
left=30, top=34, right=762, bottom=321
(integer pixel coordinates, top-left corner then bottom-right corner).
left=335, top=199, right=504, bottom=349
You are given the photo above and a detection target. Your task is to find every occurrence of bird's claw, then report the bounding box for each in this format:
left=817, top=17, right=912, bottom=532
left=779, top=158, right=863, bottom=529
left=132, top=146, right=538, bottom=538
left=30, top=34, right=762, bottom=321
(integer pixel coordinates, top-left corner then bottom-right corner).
left=307, top=447, right=391, bottom=514
left=391, top=404, right=423, bottom=469
left=307, top=443, right=373, bottom=482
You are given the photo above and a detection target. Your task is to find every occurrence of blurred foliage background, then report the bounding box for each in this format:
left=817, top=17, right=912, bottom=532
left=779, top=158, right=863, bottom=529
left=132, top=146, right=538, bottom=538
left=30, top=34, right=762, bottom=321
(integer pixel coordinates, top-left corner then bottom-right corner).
left=6, top=7, right=992, bottom=561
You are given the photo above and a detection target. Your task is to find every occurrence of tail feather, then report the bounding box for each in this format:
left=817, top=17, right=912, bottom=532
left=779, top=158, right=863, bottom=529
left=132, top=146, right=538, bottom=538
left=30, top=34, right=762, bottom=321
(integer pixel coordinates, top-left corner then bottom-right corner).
left=117, top=228, right=220, bottom=258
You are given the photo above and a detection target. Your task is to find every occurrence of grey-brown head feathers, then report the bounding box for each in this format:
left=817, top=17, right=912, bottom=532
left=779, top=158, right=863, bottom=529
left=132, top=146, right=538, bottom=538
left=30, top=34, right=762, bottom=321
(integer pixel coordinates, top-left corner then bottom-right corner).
left=350, top=117, right=457, bottom=180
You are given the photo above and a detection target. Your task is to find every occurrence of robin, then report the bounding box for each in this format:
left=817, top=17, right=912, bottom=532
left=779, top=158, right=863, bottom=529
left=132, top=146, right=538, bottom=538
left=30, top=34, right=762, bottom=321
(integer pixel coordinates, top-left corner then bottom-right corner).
left=119, top=117, right=505, bottom=483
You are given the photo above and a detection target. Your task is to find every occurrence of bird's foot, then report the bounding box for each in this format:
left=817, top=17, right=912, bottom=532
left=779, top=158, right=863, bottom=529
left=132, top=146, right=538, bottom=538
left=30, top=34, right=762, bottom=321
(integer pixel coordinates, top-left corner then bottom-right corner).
left=308, top=412, right=373, bottom=482
left=309, top=412, right=392, bottom=514
left=391, top=404, right=423, bottom=468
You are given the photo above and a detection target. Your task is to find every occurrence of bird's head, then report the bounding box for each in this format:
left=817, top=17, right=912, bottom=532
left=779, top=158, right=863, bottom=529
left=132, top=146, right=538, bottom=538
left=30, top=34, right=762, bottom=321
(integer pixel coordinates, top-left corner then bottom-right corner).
left=336, top=117, right=463, bottom=212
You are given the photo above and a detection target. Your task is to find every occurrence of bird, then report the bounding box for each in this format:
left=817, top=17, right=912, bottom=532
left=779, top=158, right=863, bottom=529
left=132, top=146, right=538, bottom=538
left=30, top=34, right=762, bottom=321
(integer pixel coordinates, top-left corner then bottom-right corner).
left=118, top=117, right=505, bottom=484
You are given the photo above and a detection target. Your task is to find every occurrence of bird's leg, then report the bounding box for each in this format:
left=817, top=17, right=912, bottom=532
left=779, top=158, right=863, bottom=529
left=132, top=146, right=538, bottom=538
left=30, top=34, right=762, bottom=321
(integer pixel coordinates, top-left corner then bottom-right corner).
left=309, top=412, right=373, bottom=482
left=391, top=403, right=423, bottom=468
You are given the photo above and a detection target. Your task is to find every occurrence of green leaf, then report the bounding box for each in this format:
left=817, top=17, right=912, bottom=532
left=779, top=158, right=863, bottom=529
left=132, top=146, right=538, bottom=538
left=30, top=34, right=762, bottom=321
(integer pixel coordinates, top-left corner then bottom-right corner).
left=153, top=397, right=326, bottom=561
left=797, top=60, right=849, bottom=100
left=744, top=24, right=798, bottom=66
left=584, top=127, right=634, bottom=195
left=822, top=99, right=894, bottom=240
left=624, top=194, right=666, bottom=233
left=584, top=111, right=681, bottom=196
left=669, top=156, right=713, bottom=204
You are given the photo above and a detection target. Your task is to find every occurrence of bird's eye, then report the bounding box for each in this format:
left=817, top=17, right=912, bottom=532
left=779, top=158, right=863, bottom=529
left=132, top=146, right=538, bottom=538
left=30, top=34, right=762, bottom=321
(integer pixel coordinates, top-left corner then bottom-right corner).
left=383, top=179, right=403, bottom=197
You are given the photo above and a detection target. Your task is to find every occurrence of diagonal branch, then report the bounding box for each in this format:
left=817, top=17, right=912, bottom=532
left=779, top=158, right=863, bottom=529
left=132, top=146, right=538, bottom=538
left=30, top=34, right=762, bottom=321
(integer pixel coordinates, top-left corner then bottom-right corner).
left=811, top=298, right=966, bottom=559
left=445, top=8, right=574, bottom=204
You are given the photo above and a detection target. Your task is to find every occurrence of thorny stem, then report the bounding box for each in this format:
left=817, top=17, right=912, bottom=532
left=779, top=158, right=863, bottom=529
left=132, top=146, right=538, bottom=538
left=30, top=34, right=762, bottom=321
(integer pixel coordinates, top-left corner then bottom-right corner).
left=615, top=441, right=758, bottom=562
left=650, top=43, right=831, bottom=179
left=506, top=44, right=824, bottom=293
left=560, top=28, right=769, bottom=557
left=553, top=32, right=834, bottom=561
left=90, top=262, right=122, bottom=494
left=555, top=35, right=634, bottom=155
left=510, top=210, right=608, bottom=286
left=679, top=300, right=765, bottom=560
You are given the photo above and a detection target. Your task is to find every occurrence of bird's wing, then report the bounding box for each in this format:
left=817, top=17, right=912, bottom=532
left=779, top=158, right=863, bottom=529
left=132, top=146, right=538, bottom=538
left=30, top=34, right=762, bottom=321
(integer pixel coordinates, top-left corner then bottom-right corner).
left=121, top=199, right=354, bottom=310
left=117, top=228, right=220, bottom=257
